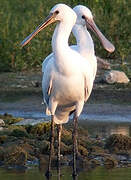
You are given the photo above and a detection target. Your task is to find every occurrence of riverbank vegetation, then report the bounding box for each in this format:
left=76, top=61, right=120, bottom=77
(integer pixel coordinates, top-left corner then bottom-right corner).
left=0, top=0, right=130, bottom=72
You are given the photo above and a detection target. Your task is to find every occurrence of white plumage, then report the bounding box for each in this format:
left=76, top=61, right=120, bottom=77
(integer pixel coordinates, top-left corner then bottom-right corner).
left=42, top=5, right=115, bottom=124
left=21, top=4, right=115, bottom=176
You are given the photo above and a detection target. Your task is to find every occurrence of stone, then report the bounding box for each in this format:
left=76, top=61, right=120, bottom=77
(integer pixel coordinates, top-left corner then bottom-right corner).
left=4, top=145, right=27, bottom=166
left=104, top=156, right=118, bottom=168
left=0, top=119, right=5, bottom=127
left=103, top=70, right=130, bottom=84
left=0, top=127, right=4, bottom=131
left=78, top=145, right=88, bottom=156
left=105, top=134, right=131, bottom=153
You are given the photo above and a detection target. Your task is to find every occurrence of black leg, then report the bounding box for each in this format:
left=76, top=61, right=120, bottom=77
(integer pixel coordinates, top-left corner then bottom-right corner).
left=57, top=124, right=62, bottom=174
left=72, top=175, right=78, bottom=180
left=72, top=114, right=78, bottom=177
left=45, top=115, right=55, bottom=178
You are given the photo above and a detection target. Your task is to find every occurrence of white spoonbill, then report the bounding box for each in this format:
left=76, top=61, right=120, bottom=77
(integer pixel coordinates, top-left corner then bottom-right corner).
left=21, top=4, right=115, bottom=177
left=42, top=5, right=115, bottom=86
left=41, top=6, right=115, bottom=174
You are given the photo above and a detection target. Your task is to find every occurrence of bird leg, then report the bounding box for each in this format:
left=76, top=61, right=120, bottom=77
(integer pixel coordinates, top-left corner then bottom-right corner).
left=72, top=114, right=78, bottom=177
left=57, top=124, right=62, bottom=175
left=45, top=115, right=55, bottom=178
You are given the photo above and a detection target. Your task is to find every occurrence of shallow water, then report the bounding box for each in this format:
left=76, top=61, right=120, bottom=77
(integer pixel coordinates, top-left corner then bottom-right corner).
left=0, top=166, right=131, bottom=180
left=0, top=110, right=131, bottom=123
left=0, top=107, right=131, bottom=179
left=0, top=109, right=131, bottom=138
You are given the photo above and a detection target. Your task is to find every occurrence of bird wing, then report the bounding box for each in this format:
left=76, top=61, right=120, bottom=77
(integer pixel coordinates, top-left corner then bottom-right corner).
left=43, top=75, right=53, bottom=106
left=43, top=75, right=52, bottom=116
left=42, top=56, right=54, bottom=107
left=83, top=59, right=94, bottom=102
left=42, top=53, right=54, bottom=73
left=84, top=76, right=89, bottom=102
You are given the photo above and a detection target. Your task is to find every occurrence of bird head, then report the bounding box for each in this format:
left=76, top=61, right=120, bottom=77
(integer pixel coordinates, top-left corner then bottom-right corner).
left=73, top=5, right=93, bottom=27
left=73, top=5, right=115, bottom=53
left=21, top=4, right=76, bottom=47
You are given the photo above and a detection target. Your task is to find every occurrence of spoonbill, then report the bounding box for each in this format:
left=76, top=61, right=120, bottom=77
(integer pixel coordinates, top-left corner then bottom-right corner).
left=41, top=5, right=115, bottom=175
left=42, top=5, right=115, bottom=84
left=21, top=4, right=115, bottom=177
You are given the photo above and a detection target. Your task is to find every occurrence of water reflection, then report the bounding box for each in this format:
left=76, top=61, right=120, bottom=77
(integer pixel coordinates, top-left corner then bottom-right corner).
left=85, top=121, right=131, bottom=138
left=1, top=166, right=131, bottom=180
left=44, top=171, right=78, bottom=180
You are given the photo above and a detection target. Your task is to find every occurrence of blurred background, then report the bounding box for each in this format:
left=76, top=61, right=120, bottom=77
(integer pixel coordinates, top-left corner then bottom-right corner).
left=0, top=0, right=130, bottom=78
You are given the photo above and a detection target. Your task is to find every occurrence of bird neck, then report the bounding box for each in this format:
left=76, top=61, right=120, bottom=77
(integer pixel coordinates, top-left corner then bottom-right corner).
left=52, top=22, right=72, bottom=57
left=72, top=24, right=95, bottom=58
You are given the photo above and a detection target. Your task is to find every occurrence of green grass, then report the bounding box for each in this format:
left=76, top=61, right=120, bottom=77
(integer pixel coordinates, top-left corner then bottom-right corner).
left=0, top=0, right=130, bottom=72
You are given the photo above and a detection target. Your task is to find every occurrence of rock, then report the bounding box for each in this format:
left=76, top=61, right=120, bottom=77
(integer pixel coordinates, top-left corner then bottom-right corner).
left=20, top=142, right=35, bottom=156
left=0, top=119, right=5, bottom=126
left=4, top=145, right=27, bottom=166
left=0, top=113, right=23, bottom=125
left=103, top=70, right=130, bottom=84
left=78, top=145, right=88, bottom=156
left=0, top=127, right=4, bottom=131
left=105, top=134, right=131, bottom=153
left=104, top=156, right=118, bottom=168
left=97, top=57, right=111, bottom=70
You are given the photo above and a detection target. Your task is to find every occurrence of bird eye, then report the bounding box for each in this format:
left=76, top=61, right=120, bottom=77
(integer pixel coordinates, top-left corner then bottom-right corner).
left=82, top=15, right=85, bottom=19
left=55, top=10, right=59, bottom=14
